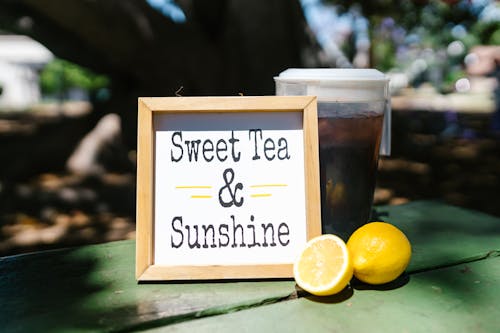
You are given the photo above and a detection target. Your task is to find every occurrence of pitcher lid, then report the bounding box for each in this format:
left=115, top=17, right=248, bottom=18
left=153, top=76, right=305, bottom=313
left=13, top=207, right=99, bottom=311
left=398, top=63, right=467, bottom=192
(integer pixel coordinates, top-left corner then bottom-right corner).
left=275, top=68, right=388, bottom=82
left=274, top=68, right=389, bottom=102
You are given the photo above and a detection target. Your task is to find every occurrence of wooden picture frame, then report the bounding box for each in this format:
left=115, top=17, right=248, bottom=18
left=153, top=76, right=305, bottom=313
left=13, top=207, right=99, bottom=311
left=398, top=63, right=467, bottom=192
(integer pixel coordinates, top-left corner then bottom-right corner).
left=136, top=96, right=321, bottom=281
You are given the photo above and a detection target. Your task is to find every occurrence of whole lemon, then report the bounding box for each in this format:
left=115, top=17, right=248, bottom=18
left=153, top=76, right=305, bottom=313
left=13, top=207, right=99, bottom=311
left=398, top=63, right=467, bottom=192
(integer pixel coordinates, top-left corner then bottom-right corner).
left=347, top=222, right=411, bottom=285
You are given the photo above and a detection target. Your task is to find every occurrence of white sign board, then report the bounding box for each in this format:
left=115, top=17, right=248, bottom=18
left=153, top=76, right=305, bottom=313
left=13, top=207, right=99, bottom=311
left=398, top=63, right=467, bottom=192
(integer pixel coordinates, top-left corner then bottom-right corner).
left=136, top=97, right=320, bottom=281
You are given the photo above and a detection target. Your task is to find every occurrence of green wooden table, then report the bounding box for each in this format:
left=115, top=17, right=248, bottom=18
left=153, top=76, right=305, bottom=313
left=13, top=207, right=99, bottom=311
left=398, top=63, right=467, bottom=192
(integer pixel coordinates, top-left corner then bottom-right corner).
left=2, top=201, right=500, bottom=332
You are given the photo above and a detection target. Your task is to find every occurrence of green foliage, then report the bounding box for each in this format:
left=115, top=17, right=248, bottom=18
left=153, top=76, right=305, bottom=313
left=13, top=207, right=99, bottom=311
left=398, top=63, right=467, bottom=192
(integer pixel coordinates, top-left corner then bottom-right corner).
left=471, top=20, right=500, bottom=45
left=440, top=67, right=465, bottom=93
left=40, top=59, right=109, bottom=96
left=372, top=39, right=396, bottom=72
left=490, top=28, right=500, bottom=45
left=333, top=0, right=477, bottom=30
left=332, top=0, right=498, bottom=92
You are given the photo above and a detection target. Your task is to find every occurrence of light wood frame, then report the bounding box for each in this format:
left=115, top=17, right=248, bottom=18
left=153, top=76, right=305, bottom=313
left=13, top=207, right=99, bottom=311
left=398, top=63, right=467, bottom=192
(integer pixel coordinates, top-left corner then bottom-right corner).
left=136, top=96, right=321, bottom=281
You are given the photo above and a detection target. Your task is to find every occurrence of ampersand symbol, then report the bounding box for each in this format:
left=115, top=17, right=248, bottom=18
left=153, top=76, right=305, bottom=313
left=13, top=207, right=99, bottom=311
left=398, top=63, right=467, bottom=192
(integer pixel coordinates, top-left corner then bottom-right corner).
left=218, top=168, right=244, bottom=208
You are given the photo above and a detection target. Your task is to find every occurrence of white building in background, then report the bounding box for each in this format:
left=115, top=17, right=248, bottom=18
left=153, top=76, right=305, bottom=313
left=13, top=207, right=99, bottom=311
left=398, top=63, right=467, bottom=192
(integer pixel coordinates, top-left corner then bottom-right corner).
left=0, top=35, right=53, bottom=110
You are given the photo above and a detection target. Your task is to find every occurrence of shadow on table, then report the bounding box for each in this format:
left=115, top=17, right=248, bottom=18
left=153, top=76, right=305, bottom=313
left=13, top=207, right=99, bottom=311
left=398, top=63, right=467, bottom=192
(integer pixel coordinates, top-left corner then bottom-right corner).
left=300, top=285, right=354, bottom=304
left=2, top=242, right=303, bottom=333
left=0, top=246, right=145, bottom=333
left=2, top=248, right=107, bottom=332
left=351, top=273, right=410, bottom=291
left=301, top=274, right=410, bottom=305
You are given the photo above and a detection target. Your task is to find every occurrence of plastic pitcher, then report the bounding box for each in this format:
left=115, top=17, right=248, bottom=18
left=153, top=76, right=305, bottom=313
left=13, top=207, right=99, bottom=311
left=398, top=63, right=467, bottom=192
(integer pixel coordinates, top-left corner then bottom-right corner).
left=275, top=68, right=390, bottom=240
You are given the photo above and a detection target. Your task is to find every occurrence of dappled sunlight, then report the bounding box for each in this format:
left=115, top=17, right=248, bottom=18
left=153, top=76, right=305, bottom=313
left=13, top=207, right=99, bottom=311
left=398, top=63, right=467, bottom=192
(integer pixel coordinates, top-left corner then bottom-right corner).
left=0, top=101, right=136, bottom=256
left=0, top=1, right=498, bottom=331
left=0, top=172, right=136, bottom=256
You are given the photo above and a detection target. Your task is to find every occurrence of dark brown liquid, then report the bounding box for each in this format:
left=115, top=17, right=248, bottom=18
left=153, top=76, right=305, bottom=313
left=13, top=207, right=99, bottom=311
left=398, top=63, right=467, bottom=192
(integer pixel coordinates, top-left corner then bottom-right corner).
left=318, top=112, right=383, bottom=240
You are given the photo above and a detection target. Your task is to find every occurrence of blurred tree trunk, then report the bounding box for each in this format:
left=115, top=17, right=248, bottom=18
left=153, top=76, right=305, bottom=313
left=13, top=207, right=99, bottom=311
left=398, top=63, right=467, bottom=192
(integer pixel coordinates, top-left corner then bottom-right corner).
left=0, top=0, right=325, bottom=148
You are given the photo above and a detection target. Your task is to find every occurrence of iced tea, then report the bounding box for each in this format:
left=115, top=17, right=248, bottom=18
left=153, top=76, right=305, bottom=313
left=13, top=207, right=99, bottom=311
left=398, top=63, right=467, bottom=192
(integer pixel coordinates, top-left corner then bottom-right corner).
left=318, top=103, right=383, bottom=240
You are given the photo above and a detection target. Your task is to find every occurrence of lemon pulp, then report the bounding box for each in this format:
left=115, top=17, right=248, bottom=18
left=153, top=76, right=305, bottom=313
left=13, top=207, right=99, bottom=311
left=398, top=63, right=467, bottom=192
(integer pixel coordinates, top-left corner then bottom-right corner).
left=294, top=234, right=353, bottom=296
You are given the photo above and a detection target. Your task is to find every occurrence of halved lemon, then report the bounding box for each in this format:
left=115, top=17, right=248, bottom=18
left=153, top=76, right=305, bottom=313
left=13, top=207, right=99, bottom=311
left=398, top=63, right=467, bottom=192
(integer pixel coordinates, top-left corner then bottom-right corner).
left=293, top=234, right=353, bottom=296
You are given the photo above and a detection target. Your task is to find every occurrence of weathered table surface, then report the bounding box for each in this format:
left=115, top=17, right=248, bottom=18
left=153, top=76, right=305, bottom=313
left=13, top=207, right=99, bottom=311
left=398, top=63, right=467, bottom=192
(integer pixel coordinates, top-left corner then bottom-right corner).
left=2, top=201, right=499, bottom=332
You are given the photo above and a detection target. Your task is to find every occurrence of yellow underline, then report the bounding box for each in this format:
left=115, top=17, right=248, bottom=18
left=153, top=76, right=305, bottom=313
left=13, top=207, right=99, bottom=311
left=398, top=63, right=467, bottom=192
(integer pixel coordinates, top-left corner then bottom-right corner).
left=191, top=195, right=213, bottom=199
left=250, top=184, right=288, bottom=188
left=176, top=186, right=212, bottom=189
left=251, top=193, right=272, bottom=198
